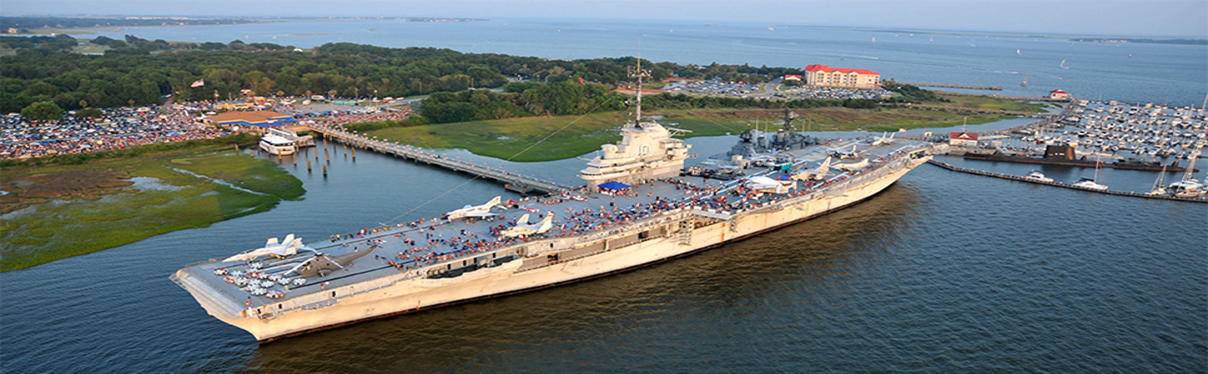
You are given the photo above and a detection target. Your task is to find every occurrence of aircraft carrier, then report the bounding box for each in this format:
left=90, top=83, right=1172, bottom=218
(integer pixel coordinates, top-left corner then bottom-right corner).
left=172, top=65, right=934, bottom=343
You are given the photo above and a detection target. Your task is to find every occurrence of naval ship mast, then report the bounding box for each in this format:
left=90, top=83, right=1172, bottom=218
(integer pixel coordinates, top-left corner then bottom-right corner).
left=628, top=58, right=651, bottom=128
left=578, top=58, right=693, bottom=187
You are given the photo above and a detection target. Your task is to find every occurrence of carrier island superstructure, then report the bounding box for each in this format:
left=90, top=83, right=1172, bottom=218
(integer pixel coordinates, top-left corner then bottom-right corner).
left=173, top=65, right=933, bottom=343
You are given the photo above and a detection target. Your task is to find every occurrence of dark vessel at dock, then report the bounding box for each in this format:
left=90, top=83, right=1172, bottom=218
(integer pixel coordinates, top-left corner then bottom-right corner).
left=963, top=145, right=1196, bottom=172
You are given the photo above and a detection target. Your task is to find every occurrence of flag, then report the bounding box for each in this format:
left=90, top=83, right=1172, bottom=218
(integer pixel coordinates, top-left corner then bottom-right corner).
left=190, top=79, right=205, bottom=88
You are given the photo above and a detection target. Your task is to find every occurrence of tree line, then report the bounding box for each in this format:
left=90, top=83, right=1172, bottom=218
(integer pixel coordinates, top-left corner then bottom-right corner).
left=2, top=38, right=910, bottom=117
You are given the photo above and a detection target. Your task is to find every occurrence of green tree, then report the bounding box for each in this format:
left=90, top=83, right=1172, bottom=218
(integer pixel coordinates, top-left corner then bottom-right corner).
left=21, top=101, right=64, bottom=120
left=76, top=107, right=103, bottom=117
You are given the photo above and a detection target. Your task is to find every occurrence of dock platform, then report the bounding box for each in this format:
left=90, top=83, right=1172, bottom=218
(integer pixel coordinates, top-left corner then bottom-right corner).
left=927, top=160, right=1206, bottom=203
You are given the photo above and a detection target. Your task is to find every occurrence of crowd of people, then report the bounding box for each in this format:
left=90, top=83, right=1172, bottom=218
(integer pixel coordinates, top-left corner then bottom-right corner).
left=320, top=146, right=924, bottom=276
left=0, top=106, right=230, bottom=159
left=304, top=107, right=412, bottom=129
left=1, top=99, right=415, bottom=160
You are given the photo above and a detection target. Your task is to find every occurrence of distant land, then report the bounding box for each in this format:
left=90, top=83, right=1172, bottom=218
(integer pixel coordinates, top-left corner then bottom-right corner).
left=1072, top=38, right=1207, bottom=45
left=0, top=16, right=262, bottom=34
left=777, top=25, right=1207, bottom=45
left=0, top=16, right=486, bottom=34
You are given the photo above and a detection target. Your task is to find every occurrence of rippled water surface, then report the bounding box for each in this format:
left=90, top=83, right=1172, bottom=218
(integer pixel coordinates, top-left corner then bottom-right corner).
left=2, top=140, right=1204, bottom=373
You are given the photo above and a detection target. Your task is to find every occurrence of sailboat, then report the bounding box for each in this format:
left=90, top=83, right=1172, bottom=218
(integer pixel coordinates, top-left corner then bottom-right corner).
left=872, top=37, right=876, bottom=43
left=1021, top=74, right=1029, bottom=87
left=1147, top=166, right=1168, bottom=195
left=1168, top=145, right=1205, bottom=197
left=1060, top=59, right=1069, bottom=69
left=1073, top=154, right=1108, bottom=191
left=929, top=36, right=934, bottom=42
left=1017, top=49, right=1021, bottom=55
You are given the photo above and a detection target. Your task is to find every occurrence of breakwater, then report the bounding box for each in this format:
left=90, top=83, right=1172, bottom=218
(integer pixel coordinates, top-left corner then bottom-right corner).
left=926, top=160, right=1205, bottom=203
left=897, top=82, right=1003, bottom=91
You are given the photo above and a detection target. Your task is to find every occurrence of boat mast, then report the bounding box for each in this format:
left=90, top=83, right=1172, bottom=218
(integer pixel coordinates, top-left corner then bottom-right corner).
left=1183, top=145, right=1202, bottom=182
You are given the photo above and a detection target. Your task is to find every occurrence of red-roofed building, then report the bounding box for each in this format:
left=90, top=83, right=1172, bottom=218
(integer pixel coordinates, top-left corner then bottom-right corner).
left=804, top=64, right=881, bottom=88
left=784, top=74, right=802, bottom=81
left=949, top=132, right=979, bottom=147
left=1049, top=89, right=1069, bottom=100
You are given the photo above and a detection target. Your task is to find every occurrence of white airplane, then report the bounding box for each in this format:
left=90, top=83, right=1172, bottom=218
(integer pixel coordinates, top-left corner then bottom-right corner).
left=834, top=144, right=861, bottom=159
left=872, top=132, right=895, bottom=146
left=446, top=196, right=504, bottom=221
left=223, top=234, right=304, bottom=262
left=743, top=175, right=795, bottom=194
left=501, top=213, right=555, bottom=238
left=792, top=156, right=832, bottom=181
left=834, top=157, right=870, bottom=171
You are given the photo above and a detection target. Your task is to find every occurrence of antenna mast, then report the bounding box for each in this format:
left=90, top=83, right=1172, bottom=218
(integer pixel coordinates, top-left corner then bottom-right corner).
left=628, top=44, right=650, bottom=128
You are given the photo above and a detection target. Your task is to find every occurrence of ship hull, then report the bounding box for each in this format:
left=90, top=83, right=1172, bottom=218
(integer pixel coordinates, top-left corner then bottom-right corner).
left=962, top=153, right=1194, bottom=172
left=180, top=157, right=930, bottom=343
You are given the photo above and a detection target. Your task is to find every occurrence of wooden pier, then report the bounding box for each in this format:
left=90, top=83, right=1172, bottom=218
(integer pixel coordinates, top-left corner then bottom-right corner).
left=927, top=160, right=1206, bottom=203
left=898, top=82, right=1003, bottom=91
left=308, top=127, right=574, bottom=194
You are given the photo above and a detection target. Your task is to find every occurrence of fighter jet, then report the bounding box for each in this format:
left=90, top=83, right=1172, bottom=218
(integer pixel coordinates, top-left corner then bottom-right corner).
left=872, top=132, right=895, bottom=146
left=285, top=245, right=378, bottom=277
left=834, top=144, right=861, bottom=159
left=834, top=157, right=870, bottom=171
left=445, top=196, right=504, bottom=221
left=791, top=156, right=832, bottom=181
left=743, top=175, right=795, bottom=194
left=223, top=234, right=305, bottom=263
left=500, top=213, right=555, bottom=238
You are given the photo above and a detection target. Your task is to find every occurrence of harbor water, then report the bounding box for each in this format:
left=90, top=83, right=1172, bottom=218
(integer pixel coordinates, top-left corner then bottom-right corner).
left=2, top=19, right=1206, bottom=373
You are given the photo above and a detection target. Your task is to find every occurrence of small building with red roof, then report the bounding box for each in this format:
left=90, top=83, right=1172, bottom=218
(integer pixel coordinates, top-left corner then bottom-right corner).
left=949, top=132, right=979, bottom=147
left=783, top=74, right=802, bottom=81
left=804, top=64, right=881, bottom=88
left=1049, top=89, right=1069, bottom=100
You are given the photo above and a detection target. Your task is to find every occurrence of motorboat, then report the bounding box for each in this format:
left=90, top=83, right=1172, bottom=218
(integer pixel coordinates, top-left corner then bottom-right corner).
left=1022, top=170, right=1053, bottom=183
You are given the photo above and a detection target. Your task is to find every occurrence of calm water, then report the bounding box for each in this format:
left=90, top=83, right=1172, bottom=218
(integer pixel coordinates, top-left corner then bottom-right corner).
left=3, top=19, right=1207, bottom=373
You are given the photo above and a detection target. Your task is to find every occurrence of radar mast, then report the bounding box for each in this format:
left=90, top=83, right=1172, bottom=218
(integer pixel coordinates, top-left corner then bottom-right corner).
left=627, top=56, right=651, bottom=129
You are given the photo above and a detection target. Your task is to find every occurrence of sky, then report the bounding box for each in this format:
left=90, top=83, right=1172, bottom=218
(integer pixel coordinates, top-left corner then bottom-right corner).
left=3, top=0, right=1206, bottom=37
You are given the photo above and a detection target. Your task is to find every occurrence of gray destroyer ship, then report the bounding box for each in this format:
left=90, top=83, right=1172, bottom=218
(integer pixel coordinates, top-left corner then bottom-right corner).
left=173, top=65, right=933, bottom=343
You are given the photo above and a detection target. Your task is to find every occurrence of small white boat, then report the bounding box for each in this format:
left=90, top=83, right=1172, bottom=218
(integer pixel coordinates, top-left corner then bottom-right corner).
left=1073, top=177, right=1108, bottom=191
left=1073, top=155, right=1107, bottom=190
left=1022, top=170, right=1053, bottom=183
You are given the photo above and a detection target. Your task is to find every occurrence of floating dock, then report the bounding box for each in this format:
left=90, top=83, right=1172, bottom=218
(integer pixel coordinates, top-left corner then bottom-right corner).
left=307, top=127, right=572, bottom=194
left=927, top=160, right=1206, bottom=203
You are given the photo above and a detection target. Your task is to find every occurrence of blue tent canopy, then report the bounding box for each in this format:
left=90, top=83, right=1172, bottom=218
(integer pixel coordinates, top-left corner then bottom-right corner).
left=598, top=181, right=631, bottom=190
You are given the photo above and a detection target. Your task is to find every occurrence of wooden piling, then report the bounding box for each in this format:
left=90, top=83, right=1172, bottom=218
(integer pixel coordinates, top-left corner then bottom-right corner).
left=322, top=164, right=327, bottom=177
left=307, top=158, right=312, bottom=171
